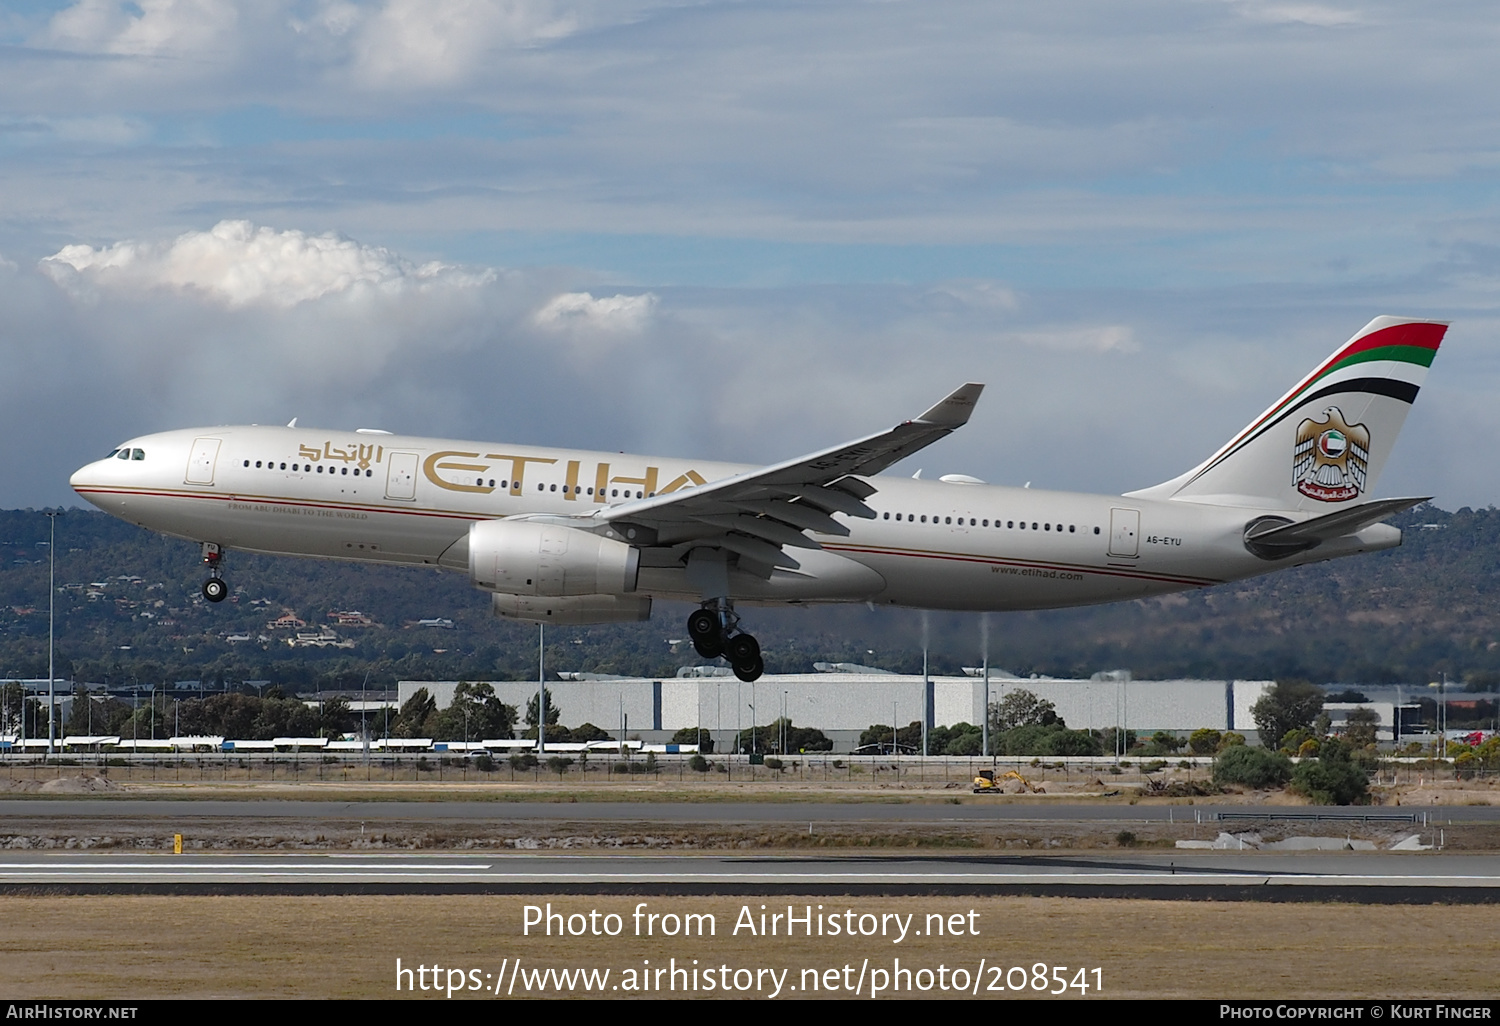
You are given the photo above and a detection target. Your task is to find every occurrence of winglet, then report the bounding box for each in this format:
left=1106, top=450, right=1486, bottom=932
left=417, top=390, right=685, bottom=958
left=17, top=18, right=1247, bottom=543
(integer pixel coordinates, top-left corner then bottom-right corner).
left=916, top=383, right=984, bottom=428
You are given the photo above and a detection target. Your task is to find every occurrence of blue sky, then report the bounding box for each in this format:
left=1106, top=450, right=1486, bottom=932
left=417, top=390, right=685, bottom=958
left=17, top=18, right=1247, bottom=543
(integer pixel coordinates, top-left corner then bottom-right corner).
left=2, top=0, right=1499, bottom=508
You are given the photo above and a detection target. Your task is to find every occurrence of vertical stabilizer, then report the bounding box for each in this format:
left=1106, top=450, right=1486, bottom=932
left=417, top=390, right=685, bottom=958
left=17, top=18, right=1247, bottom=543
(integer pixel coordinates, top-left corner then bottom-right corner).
left=1126, top=316, right=1446, bottom=510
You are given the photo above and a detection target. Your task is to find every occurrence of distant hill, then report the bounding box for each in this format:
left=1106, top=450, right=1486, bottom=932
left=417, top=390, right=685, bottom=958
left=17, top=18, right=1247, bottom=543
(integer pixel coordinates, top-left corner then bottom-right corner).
left=1, top=503, right=1496, bottom=690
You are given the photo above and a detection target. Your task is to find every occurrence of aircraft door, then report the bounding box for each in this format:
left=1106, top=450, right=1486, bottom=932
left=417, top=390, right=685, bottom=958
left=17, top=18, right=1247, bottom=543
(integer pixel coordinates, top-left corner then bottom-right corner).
left=184, top=437, right=221, bottom=486
left=1108, top=507, right=1140, bottom=558
left=385, top=452, right=418, bottom=500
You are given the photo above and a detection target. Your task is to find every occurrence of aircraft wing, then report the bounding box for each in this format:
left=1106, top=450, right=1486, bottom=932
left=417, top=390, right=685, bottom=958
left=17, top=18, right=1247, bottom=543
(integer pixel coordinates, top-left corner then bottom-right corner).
left=590, top=383, right=984, bottom=570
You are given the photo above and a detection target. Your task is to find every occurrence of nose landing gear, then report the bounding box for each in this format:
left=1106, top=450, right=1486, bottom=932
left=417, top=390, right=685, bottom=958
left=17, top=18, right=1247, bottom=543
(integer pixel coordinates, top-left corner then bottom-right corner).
left=201, top=542, right=228, bottom=603
left=687, top=602, right=763, bottom=681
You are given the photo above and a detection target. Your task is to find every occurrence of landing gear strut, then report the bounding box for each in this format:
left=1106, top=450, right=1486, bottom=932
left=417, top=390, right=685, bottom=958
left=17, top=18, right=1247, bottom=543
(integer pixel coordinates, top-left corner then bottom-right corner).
left=201, top=542, right=228, bottom=603
left=687, top=601, right=763, bottom=681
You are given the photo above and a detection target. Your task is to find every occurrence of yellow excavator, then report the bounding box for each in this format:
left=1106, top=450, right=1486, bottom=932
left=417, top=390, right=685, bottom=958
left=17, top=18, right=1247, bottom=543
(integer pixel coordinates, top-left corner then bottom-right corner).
left=972, top=769, right=1045, bottom=794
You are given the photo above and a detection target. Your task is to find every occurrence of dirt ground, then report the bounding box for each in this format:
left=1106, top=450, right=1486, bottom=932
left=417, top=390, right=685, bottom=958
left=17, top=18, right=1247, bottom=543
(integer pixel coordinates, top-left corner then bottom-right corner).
left=2, top=893, right=1495, bottom=999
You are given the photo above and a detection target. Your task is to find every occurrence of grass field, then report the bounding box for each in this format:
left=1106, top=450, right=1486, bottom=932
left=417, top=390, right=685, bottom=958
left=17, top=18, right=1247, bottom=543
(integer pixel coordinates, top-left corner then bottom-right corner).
left=4, top=893, right=1496, bottom=1000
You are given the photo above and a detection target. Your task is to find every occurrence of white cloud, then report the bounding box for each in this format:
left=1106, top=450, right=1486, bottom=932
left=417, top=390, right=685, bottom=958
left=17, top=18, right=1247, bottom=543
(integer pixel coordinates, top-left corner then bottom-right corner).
left=533, top=291, right=657, bottom=332
left=41, top=220, right=492, bottom=308
left=351, top=0, right=579, bottom=88
left=46, top=0, right=240, bottom=57
left=1230, top=1, right=1365, bottom=27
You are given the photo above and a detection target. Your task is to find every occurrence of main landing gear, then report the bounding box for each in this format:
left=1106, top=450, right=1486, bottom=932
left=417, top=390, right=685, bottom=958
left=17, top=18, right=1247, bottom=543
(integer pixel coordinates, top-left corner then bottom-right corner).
left=201, top=542, right=228, bottom=603
left=687, top=603, right=763, bottom=682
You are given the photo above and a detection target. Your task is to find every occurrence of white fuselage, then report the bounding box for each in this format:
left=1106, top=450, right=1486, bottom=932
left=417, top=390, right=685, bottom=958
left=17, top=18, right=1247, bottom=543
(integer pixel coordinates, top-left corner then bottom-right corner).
left=70, top=424, right=1401, bottom=612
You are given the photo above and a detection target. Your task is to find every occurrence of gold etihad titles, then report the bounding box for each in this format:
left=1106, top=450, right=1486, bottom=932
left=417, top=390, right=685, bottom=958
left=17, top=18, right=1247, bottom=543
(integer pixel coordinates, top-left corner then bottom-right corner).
left=419, top=450, right=708, bottom=499
left=297, top=441, right=385, bottom=469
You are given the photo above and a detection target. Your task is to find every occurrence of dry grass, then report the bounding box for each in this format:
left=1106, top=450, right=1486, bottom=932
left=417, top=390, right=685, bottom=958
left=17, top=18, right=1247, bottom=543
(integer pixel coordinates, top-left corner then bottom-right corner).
left=2, top=894, right=1496, bottom=1000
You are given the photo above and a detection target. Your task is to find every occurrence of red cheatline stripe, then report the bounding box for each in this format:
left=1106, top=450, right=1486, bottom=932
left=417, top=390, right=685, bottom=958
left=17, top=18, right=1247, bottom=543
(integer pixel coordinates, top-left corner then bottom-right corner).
left=74, top=487, right=483, bottom=523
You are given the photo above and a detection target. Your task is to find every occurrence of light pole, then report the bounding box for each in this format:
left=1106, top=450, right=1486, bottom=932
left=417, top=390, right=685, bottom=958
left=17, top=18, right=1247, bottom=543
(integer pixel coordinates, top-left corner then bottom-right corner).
left=45, top=510, right=61, bottom=756
left=981, top=614, right=990, bottom=758
left=538, top=624, right=546, bottom=754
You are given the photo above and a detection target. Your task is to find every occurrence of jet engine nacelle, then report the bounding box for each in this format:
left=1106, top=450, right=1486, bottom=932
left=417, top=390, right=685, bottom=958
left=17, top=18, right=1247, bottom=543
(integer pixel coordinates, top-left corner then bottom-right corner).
left=468, top=519, right=640, bottom=597
left=491, top=592, right=653, bottom=625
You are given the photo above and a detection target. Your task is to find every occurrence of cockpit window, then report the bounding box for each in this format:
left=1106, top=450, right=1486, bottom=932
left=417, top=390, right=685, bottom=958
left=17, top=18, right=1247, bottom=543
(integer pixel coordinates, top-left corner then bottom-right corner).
left=107, top=449, right=121, bottom=459
left=130, top=448, right=145, bottom=460
left=114, top=449, right=129, bottom=460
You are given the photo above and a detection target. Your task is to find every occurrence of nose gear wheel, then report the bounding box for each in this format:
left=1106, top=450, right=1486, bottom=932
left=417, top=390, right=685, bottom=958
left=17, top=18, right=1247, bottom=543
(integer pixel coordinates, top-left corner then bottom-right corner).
left=201, top=542, right=228, bottom=603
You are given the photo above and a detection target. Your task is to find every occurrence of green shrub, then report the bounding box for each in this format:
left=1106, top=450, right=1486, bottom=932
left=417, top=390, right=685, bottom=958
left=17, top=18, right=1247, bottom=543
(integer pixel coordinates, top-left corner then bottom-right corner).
left=1290, top=738, right=1370, bottom=804
left=1212, top=745, right=1293, bottom=789
left=763, top=757, right=785, bottom=772
left=1217, top=732, right=1246, bottom=751
left=508, top=753, right=537, bottom=771
left=1290, top=758, right=1369, bottom=805
left=688, top=754, right=709, bottom=772
left=545, top=756, right=574, bottom=775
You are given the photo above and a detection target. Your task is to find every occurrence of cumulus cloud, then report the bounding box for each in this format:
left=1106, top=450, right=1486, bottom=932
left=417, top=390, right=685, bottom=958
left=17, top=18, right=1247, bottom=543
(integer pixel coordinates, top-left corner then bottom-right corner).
left=40, top=220, right=492, bottom=308
left=533, top=291, right=657, bottom=332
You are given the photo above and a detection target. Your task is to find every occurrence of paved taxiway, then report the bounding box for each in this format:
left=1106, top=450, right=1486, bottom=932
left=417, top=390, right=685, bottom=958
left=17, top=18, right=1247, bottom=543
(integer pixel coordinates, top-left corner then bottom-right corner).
left=0, top=800, right=1490, bottom=823
left=1, top=851, right=1495, bottom=900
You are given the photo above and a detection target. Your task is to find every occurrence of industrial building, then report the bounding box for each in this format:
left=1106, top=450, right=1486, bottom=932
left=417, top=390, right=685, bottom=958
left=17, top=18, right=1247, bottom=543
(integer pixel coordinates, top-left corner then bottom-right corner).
left=397, top=671, right=1276, bottom=753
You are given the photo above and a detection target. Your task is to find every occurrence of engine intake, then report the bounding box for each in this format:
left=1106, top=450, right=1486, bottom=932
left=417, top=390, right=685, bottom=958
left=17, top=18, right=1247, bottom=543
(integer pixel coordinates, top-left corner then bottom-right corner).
left=468, top=520, right=640, bottom=597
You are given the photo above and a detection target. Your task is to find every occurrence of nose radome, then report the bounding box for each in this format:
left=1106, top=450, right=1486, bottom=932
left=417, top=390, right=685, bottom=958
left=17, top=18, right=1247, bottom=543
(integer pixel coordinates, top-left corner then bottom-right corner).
left=70, top=460, right=105, bottom=497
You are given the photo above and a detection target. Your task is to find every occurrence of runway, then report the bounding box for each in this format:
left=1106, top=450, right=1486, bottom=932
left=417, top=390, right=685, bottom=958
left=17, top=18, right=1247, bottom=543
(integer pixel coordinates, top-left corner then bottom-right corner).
left=2, top=850, right=1496, bottom=901
left=0, top=799, right=1489, bottom=824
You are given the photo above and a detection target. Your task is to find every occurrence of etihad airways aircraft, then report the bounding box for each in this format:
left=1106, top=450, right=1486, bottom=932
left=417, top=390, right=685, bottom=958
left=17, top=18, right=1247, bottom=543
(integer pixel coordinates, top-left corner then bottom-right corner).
left=71, top=316, right=1444, bottom=682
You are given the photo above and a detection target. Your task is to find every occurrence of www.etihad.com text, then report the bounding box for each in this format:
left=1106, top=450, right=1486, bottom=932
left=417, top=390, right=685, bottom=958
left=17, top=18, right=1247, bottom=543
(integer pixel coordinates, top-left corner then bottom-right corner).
left=396, top=958, right=1102, bottom=998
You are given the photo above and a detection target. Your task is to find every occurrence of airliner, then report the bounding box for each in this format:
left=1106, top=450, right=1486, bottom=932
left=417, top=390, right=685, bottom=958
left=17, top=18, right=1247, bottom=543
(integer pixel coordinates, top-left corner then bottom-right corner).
left=71, top=316, right=1444, bottom=682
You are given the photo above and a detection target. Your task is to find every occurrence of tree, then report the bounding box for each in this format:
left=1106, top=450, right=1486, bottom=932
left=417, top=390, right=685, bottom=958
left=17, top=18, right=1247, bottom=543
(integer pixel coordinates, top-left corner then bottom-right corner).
left=391, top=687, right=436, bottom=738
left=671, top=726, right=712, bottom=753
left=858, top=721, right=922, bottom=753
left=1188, top=728, right=1222, bottom=755
left=1251, top=679, right=1324, bottom=747
left=1290, top=739, right=1370, bottom=804
left=1343, top=707, right=1381, bottom=748
left=433, top=681, right=517, bottom=741
left=990, top=689, right=1063, bottom=731
left=318, top=696, right=354, bottom=738
left=1142, top=730, right=1181, bottom=755
left=1212, top=745, right=1293, bottom=790
left=526, top=688, right=560, bottom=729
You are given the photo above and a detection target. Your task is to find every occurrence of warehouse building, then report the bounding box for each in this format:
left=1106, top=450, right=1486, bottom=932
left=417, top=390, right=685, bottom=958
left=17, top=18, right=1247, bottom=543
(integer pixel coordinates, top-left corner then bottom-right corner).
left=398, top=672, right=1274, bottom=753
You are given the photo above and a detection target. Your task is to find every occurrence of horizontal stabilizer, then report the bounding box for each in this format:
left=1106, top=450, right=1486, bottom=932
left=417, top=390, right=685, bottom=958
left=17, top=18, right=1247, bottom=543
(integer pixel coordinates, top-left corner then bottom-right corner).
left=1244, top=497, right=1427, bottom=559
